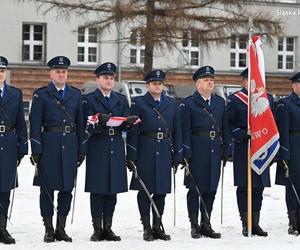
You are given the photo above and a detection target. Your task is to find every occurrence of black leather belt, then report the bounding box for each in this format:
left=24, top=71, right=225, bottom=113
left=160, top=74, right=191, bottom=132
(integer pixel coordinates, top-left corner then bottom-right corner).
left=141, top=131, right=171, bottom=140
left=97, top=128, right=122, bottom=136
left=0, top=125, right=15, bottom=133
left=44, top=126, right=76, bottom=133
left=290, top=131, right=300, bottom=136
left=192, top=131, right=221, bottom=138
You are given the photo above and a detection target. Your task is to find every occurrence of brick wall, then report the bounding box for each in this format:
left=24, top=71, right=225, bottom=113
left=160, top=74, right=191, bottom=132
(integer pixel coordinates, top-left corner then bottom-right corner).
left=10, top=67, right=292, bottom=101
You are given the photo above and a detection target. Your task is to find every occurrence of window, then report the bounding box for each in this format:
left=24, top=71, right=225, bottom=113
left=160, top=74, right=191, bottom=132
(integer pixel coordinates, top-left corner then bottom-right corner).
left=77, top=27, right=98, bottom=64
left=130, top=30, right=145, bottom=65
left=230, top=35, right=247, bottom=69
left=182, top=31, right=200, bottom=67
left=22, top=23, right=46, bottom=62
left=278, top=37, right=295, bottom=71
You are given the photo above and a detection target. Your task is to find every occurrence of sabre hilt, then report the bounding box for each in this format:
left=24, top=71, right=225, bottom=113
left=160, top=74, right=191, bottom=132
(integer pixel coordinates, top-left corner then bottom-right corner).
left=282, top=160, right=289, bottom=178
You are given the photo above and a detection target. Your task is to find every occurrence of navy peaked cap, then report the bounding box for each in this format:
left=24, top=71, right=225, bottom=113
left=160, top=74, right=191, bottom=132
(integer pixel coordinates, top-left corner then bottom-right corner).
left=47, top=56, right=71, bottom=69
left=0, top=56, right=8, bottom=68
left=94, top=62, right=117, bottom=76
left=193, top=66, right=214, bottom=81
left=144, top=70, right=165, bottom=83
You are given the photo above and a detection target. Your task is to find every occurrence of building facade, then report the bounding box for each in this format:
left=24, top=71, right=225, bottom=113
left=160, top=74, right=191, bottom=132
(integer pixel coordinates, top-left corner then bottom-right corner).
left=0, top=0, right=299, bottom=104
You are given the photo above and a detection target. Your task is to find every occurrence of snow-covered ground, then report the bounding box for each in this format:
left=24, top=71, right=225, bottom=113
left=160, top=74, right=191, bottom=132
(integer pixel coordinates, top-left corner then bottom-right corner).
left=5, top=156, right=299, bottom=250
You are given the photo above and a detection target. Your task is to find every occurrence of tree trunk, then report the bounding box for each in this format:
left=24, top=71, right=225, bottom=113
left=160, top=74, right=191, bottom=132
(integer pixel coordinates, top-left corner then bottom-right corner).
left=143, top=0, right=155, bottom=75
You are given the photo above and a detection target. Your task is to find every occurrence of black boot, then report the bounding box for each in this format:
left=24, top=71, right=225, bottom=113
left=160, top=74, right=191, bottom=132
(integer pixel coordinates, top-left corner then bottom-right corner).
left=152, top=214, right=171, bottom=241
left=141, top=216, right=154, bottom=241
left=0, top=215, right=15, bottom=244
left=252, top=212, right=268, bottom=237
left=90, top=217, right=104, bottom=241
left=200, top=213, right=221, bottom=239
left=189, top=213, right=202, bottom=239
left=54, top=215, right=72, bottom=242
left=287, top=210, right=298, bottom=235
left=43, top=217, right=55, bottom=243
left=240, top=213, right=248, bottom=237
left=103, top=216, right=121, bottom=241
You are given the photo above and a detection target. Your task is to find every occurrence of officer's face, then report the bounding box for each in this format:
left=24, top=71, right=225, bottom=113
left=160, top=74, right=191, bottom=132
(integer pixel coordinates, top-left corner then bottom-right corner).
left=96, top=74, right=115, bottom=91
left=243, top=79, right=248, bottom=89
left=147, top=81, right=164, bottom=96
left=292, top=82, right=300, bottom=96
left=195, top=76, right=214, bottom=93
left=0, top=68, right=6, bottom=84
left=50, top=69, right=68, bottom=86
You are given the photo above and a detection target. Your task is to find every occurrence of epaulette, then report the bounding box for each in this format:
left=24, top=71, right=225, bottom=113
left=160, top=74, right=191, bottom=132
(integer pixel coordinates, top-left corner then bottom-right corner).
left=133, top=96, right=143, bottom=101
left=113, top=91, right=127, bottom=99
left=183, top=95, right=193, bottom=100
left=36, top=86, right=47, bottom=91
left=82, top=91, right=94, bottom=98
left=214, top=93, right=224, bottom=100
left=165, top=94, right=175, bottom=100
left=6, top=85, right=21, bottom=92
left=70, top=86, right=81, bottom=92
left=31, top=86, right=46, bottom=99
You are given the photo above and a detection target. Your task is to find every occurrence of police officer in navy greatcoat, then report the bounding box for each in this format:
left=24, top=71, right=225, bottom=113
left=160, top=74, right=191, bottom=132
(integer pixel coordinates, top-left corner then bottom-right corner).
left=29, top=56, right=86, bottom=243
left=0, top=56, right=28, bottom=244
left=83, top=62, right=138, bottom=242
left=226, top=68, right=274, bottom=237
left=275, top=72, right=300, bottom=235
left=180, top=66, right=231, bottom=239
left=126, top=70, right=182, bottom=241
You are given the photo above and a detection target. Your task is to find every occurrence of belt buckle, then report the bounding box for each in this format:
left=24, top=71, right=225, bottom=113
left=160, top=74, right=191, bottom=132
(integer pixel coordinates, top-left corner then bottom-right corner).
left=0, top=125, right=5, bottom=133
left=157, top=132, right=164, bottom=140
left=65, top=126, right=71, bottom=133
left=109, top=128, right=115, bottom=136
left=209, top=131, right=216, bottom=138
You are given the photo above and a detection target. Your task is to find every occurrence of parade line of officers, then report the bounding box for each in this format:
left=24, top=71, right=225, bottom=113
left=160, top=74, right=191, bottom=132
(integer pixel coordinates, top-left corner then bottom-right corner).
left=0, top=54, right=300, bottom=245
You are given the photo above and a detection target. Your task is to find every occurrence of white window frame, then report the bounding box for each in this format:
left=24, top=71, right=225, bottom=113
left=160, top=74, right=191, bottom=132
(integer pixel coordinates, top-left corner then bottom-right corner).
left=22, top=23, right=45, bottom=62
left=230, top=35, right=247, bottom=70
left=129, top=30, right=145, bottom=66
left=182, top=31, right=200, bottom=67
left=77, top=27, right=98, bottom=65
left=278, top=37, right=295, bottom=72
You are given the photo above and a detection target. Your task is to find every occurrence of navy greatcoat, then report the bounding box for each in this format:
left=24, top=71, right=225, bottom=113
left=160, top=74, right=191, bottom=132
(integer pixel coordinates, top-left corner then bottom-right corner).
left=30, top=82, right=86, bottom=191
left=127, top=92, right=183, bottom=194
left=83, top=89, right=129, bottom=194
left=181, top=91, right=231, bottom=192
left=0, top=83, right=28, bottom=192
left=226, top=87, right=274, bottom=188
left=275, top=92, right=300, bottom=189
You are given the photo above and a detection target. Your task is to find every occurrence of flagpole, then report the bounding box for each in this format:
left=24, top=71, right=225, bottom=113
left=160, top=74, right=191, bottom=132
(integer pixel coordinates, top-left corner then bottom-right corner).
left=247, top=17, right=254, bottom=237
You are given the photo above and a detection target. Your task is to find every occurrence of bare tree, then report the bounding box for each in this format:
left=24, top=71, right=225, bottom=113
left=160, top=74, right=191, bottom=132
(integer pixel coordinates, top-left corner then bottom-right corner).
left=24, top=0, right=283, bottom=74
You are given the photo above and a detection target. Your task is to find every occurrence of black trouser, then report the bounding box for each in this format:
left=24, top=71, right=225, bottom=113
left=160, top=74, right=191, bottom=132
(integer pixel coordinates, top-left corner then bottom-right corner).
left=137, top=190, right=166, bottom=217
left=40, top=186, right=72, bottom=217
left=187, top=189, right=216, bottom=216
left=0, top=192, right=10, bottom=216
left=285, top=186, right=300, bottom=211
left=236, top=187, right=264, bottom=214
left=90, top=193, right=117, bottom=217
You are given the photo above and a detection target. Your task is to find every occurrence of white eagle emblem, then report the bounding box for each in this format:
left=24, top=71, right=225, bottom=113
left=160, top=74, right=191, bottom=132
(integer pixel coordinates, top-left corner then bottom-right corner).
left=250, top=79, right=269, bottom=117
left=206, top=66, right=210, bottom=74
left=59, top=57, right=64, bottom=64
left=156, top=71, right=160, bottom=76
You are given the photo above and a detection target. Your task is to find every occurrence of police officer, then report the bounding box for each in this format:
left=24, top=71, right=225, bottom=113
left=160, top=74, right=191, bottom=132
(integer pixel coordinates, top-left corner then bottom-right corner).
left=0, top=56, right=28, bottom=244
left=180, top=66, right=230, bottom=239
left=276, top=72, right=300, bottom=235
left=29, top=56, right=86, bottom=243
left=226, top=68, right=273, bottom=237
left=83, top=62, right=136, bottom=242
left=127, top=70, right=182, bottom=241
